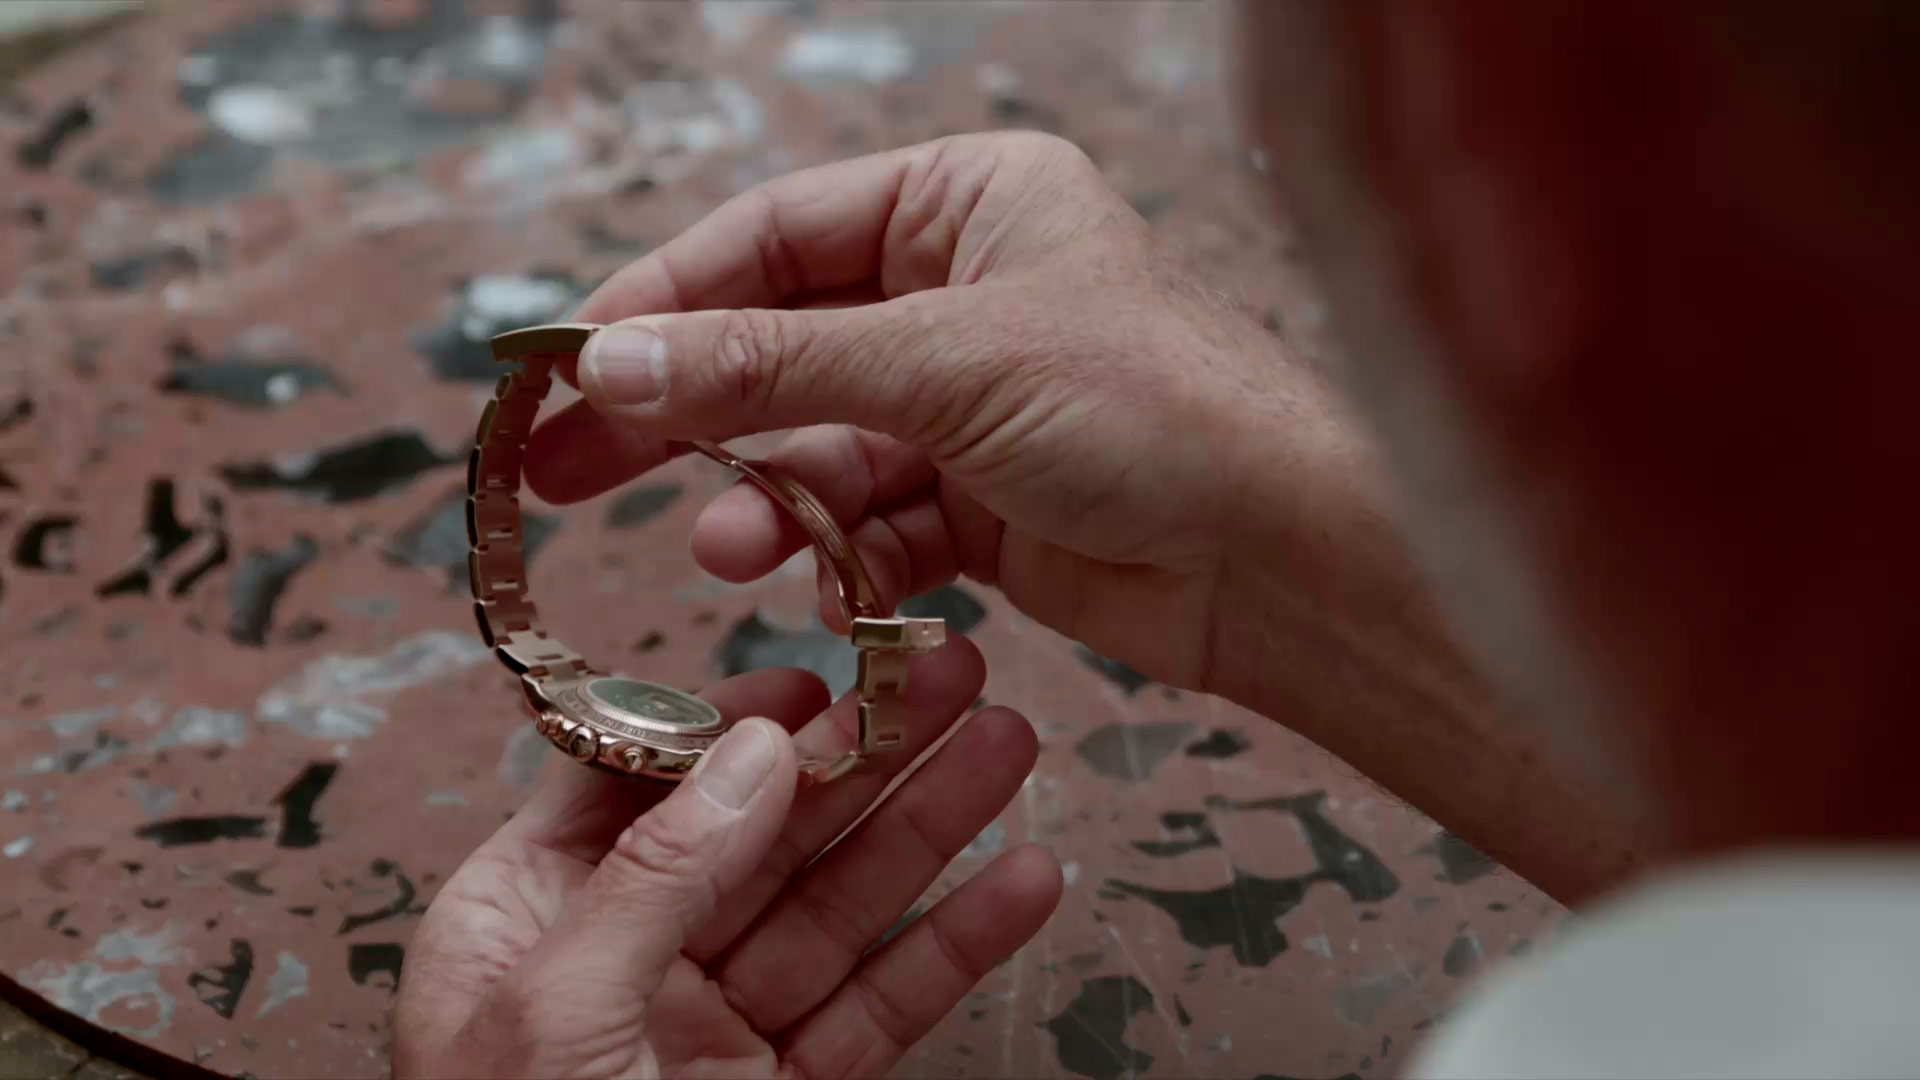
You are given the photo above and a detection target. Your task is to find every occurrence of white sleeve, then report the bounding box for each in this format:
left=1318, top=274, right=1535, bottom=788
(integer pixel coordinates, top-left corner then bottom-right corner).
left=1405, top=852, right=1920, bottom=1079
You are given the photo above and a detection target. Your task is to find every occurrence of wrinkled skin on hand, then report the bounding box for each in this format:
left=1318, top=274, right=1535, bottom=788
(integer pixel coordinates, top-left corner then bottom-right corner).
left=529, top=132, right=1379, bottom=701
left=394, top=644, right=1061, bottom=1079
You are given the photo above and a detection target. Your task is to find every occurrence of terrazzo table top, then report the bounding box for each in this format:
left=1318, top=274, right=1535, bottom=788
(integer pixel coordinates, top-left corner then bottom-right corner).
left=0, top=3, right=1561, bottom=1077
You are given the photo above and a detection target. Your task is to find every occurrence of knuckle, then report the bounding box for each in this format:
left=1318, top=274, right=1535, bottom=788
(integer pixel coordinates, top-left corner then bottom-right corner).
left=926, top=131, right=1092, bottom=194
left=999, top=129, right=1086, bottom=167
left=920, top=130, right=992, bottom=167
left=849, top=965, right=919, bottom=1051
left=895, top=793, right=956, bottom=863
left=942, top=129, right=1081, bottom=166
left=790, top=874, right=880, bottom=958
left=608, top=811, right=714, bottom=895
left=749, top=188, right=806, bottom=300
left=926, top=905, right=990, bottom=982
left=711, top=308, right=795, bottom=411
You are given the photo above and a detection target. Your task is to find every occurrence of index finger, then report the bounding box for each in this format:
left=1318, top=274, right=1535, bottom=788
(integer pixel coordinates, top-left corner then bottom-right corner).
left=560, top=146, right=921, bottom=385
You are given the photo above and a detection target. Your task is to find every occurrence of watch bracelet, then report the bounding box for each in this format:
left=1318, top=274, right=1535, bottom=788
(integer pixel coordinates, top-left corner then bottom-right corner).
left=465, top=325, right=945, bottom=782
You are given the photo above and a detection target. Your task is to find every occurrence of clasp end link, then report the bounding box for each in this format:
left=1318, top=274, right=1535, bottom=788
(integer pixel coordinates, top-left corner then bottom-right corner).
left=850, top=616, right=947, bottom=653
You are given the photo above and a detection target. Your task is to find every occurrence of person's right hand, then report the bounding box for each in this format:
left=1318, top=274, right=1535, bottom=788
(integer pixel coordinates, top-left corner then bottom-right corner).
left=528, top=132, right=1377, bottom=697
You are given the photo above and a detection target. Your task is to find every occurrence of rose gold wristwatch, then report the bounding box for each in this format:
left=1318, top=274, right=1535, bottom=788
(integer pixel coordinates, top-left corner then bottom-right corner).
left=467, top=323, right=945, bottom=785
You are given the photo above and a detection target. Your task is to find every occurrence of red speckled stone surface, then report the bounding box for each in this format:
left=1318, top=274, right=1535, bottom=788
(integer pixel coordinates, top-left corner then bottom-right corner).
left=0, top=3, right=1563, bottom=1077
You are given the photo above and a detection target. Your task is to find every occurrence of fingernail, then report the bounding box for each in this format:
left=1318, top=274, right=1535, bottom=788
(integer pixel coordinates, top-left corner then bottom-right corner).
left=693, top=719, right=776, bottom=810
left=584, top=323, right=667, bottom=404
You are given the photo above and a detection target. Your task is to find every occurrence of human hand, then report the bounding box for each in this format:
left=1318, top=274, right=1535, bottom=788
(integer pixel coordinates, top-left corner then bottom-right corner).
left=526, top=132, right=1375, bottom=700
left=393, top=640, right=1061, bottom=1079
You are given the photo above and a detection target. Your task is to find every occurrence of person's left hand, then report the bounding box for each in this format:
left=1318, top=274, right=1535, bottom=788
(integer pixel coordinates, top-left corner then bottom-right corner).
left=393, top=637, right=1059, bottom=1079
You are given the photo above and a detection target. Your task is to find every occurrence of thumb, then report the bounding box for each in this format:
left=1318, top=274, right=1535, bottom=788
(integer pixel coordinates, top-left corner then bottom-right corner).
left=575, top=299, right=978, bottom=445
left=499, top=718, right=796, bottom=1016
